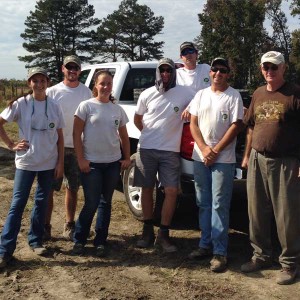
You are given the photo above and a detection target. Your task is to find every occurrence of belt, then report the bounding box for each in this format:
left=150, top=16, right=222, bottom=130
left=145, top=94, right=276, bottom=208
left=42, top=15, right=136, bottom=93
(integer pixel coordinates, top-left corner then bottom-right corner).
left=256, top=150, right=280, bottom=158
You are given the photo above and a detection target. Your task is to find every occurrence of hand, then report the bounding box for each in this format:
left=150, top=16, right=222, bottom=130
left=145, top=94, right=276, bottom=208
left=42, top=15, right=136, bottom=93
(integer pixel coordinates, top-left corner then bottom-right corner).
left=54, top=162, right=64, bottom=179
left=241, top=157, right=249, bottom=169
left=181, top=110, right=191, bottom=121
left=11, top=139, right=29, bottom=151
left=120, top=159, right=131, bottom=171
left=78, top=158, right=91, bottom=173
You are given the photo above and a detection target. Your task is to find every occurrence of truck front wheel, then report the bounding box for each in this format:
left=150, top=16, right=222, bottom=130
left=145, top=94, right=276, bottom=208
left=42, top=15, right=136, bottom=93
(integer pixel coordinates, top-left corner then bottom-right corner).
left=123, top=153, right=163, bottom=221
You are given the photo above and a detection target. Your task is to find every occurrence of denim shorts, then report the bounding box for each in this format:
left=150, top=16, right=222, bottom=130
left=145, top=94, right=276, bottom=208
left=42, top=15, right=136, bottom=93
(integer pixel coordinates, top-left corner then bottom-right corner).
left=52, top=148, right=81, bottom=192
left=134, top=148, right=180, bottom=188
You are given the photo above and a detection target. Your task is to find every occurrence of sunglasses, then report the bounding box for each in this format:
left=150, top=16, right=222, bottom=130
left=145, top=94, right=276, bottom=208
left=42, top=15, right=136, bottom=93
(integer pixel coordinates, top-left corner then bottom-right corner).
left=210, top=66, right=229, bottom=74
left=159, top=67, right=172, bottom=74
left=262, top=64, right=278, bottom=71
left=65, top=64, right=80, bottom=71
left=181, top=48, right=196, bottom=56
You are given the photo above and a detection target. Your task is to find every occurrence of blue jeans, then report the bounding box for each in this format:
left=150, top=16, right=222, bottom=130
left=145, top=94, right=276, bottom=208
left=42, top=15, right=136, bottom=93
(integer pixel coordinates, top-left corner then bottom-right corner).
left=193, top=161, right=235, bottom=256
left=0, top=168, right=54, bottom=257
left=73, top=161, right=120, bottom=246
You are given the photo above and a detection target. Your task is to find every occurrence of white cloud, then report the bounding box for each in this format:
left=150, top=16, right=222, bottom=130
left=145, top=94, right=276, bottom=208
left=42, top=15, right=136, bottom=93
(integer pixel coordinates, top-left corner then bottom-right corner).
left=0, top=0, right=297, bottom=79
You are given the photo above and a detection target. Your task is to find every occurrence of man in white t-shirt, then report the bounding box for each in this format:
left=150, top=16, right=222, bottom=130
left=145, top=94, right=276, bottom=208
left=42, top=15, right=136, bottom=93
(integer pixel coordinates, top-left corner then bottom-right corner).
left=134, top=58, right=194, bottom=253
left=188, top=58, right=244, bottom=272
left=45, top=55, right=92, bottom=240
left=176, top=41, right=210, bottom=95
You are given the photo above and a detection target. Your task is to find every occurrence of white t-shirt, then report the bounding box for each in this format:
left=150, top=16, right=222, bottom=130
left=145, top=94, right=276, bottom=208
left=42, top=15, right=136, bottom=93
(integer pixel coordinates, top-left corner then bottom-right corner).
left=47, top=82, right=92, bottom=148
left=75, top=98, right=129, bottom=163
left=189, top=86, right=244, bottom=163
left=0, top=95, right=65, bottom=171
left=136, top=85, right=194, bottom=152
left=176, top=64, right=211, bottom=96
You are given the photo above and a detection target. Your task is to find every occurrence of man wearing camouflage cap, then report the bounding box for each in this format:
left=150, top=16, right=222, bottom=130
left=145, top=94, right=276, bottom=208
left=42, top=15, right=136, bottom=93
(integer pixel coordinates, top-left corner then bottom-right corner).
left=241, top=51, right=300, bottom=285
left=45, top=55, right=92, bottom=240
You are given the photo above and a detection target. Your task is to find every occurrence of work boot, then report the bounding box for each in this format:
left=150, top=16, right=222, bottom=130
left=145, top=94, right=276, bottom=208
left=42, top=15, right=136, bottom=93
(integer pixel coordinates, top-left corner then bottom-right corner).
left=154, top=229, right=177, bottom=253
left=63, top=221, right=75, bottom=241
left=241, top=259, right=272, bottom=273
left=276, top=267, right=298, bottom=285
left=210, top=255, right=227, bottom=272
left=136, top=223, right=155, bottom=248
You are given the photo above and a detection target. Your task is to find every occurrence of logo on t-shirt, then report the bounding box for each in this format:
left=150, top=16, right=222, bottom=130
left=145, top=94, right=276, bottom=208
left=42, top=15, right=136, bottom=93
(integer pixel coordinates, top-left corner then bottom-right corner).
left=114, top=119, right=119, bottom=127
left=48, top=122, right=55, bottom=129
left=204, top=78, right=209, bottom=83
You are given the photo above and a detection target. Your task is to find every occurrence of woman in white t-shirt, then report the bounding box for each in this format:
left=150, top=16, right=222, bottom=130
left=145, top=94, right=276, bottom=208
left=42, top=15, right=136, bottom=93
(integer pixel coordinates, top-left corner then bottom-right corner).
left=72, top=70, right=130, bottom=257
left=0, top=67, right=64, bottom=268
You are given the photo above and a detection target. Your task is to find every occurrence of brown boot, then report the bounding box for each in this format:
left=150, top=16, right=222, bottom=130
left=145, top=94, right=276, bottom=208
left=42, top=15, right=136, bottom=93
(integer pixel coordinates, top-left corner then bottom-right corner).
left=154, top=229, right=177, bottom=253
left=136, top=223, right=155, bottom=248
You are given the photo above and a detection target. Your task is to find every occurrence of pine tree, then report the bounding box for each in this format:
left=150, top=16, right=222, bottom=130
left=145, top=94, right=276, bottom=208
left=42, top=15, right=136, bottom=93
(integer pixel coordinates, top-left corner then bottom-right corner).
left=19, top=0, right=100, bottom=81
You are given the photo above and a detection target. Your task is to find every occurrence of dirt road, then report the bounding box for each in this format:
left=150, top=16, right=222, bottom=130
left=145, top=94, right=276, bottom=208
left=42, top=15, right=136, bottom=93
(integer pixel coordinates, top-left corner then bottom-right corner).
left=0, top=146, right=299, bottom=299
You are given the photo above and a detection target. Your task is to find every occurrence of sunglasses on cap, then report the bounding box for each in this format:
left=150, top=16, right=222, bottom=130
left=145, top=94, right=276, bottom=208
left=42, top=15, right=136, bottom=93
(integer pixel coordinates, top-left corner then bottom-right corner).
left=262, top=64, right=278, bottom=71
left=181, top=48, right=196, bottom=56
left=65, top=64, right=80, bottom=71
left=210, top=66, right=229, bottom=74
left=159, top=67, right=173, bottom=74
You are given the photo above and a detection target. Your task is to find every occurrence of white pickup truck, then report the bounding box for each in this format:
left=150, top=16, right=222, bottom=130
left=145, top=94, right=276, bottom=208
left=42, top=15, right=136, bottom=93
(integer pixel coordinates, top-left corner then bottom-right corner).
left=79, top=61, right=248, bottom=230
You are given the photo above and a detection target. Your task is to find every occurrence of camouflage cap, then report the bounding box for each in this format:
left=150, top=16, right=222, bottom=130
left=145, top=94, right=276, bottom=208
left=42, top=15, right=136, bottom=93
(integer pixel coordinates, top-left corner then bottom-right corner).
left=63, top=55, right=81, bottom=67
left=158, top=58, right=175, bottom=69
left=27, top=67, right=49, bottom=80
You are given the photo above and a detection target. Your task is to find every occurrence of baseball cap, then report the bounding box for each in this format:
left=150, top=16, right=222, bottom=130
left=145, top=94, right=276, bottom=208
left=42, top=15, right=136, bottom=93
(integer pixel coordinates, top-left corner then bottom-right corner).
left=158, top=58, right=175, bottom=69
left=211, top=57, right=230, bottom=71
left=180, top=41, right=196, bottom=52
left=27, top=67, right=49, bottom=80
left=63, top=55, right=81, bottom=67
left=260, top=51, right=285, bottom=65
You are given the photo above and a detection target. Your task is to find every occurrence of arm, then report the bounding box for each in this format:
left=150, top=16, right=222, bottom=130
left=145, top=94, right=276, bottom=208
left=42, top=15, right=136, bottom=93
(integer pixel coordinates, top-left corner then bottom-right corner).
left=55, top=128, right=64, bottom=179
left=190, top=114, right=218, bottom=164
left=0, top=116, right=28, bottom=151
left=118, top=125, right=131, bottom=171
left=73, top=116, right=90, bottom=173
left=134, top=113, right=143, bottom=131
left=241, top=127, right=253, bottom=169
left=213, top=120, right=244, bottom=154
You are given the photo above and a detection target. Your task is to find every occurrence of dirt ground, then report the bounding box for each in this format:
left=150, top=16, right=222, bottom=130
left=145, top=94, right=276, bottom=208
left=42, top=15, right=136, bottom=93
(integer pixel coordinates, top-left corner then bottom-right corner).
left=0, top=146, right=300, bottom=300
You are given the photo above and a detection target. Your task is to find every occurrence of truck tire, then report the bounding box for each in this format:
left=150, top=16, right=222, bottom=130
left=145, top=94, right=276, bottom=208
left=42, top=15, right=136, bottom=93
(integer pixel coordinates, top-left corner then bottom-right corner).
left=123, top=153, right=163, bottom=221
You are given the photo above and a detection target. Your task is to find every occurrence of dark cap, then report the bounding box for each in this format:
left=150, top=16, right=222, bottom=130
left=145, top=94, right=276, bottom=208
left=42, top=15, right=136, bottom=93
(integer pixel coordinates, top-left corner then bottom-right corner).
left=63, top=55, right=81, bottom=67
left=180, top=41, right=196, bottom=52
left=27, top=67, right=49, bottom=80
left=211, top=57, right=230, bottom=71
left=158, top=58, right=175, bottom=69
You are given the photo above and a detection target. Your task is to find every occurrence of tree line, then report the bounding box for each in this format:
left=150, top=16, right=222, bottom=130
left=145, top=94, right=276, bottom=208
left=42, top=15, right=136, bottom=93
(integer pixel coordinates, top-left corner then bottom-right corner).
left=15, top=0, right=300, bottom=89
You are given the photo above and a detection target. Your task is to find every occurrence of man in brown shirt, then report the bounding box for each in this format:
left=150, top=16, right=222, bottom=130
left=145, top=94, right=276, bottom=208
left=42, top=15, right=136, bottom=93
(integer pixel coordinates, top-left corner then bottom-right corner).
left=241, top=51, right=300, bottom=285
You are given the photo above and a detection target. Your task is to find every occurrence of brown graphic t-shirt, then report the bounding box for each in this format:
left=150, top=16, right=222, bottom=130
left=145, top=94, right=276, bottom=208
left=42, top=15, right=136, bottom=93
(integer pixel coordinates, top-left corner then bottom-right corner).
left=244, top=82, right=300, bottom=156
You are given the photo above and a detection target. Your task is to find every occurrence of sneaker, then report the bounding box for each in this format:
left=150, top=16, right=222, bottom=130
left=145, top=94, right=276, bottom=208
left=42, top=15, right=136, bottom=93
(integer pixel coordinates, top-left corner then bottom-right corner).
left=136, top=224, right=155, bottom=248
left=43, top=224, right=52, bottom=241
left=188, top=247, right=213, bottom=260
left=154, top=229, right=177, bottom=253
left=210, top=255, right=227, bottom=272
left=31, top=245, right=48, bottom=256
left=72, top=243, right=85, bottom=255
left=276, top=267, right=298, bottom=285
left=95, top=245, right=107, bottom=257
left=0, top=255, right=12, bottom=268
left=241, top=259, right=272, bottom=273
left=63, top=221, right=75, bottom=241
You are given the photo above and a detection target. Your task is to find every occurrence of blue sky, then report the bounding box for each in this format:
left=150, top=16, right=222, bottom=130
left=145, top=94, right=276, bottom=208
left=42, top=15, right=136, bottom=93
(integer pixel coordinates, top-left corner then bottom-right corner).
left=0, top=0, right=298, bottom=80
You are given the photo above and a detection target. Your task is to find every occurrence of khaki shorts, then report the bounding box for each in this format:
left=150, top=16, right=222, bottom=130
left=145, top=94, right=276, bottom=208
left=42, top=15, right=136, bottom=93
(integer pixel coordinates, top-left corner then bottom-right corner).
left=133, top=148, right=180, bottom=188
left=52, top=148, right=81, bottom=192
